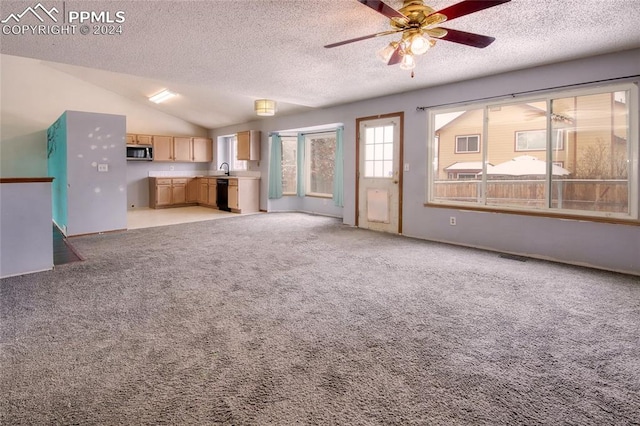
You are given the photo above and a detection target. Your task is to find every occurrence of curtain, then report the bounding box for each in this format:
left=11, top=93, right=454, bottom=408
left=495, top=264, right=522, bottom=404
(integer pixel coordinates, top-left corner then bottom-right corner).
left=268, top=134, right=283, bottom=199
left=333, top=127, right=344, bottom=207
left=296, top=133, right=305, bottom=197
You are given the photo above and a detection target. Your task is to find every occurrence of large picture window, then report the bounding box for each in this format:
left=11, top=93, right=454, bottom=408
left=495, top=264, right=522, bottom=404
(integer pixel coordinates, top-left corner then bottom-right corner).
left=429, top=83, right=638, bottom=221
left=306, top=132, right=336, bottom=197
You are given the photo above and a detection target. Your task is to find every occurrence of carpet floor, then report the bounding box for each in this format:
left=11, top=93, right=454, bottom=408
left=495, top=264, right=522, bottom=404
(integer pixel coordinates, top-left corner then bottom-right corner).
left=1, top=212, right=639, bottom=425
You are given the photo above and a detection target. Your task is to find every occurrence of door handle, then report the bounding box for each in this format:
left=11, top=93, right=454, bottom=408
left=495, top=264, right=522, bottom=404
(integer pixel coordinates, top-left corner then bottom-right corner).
left=393, top=180, right=398, bottom=184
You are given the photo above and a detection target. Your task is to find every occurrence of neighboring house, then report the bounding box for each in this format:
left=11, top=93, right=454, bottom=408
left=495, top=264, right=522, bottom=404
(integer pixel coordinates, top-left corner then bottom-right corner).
left=435, top=93, right=628, bottom=181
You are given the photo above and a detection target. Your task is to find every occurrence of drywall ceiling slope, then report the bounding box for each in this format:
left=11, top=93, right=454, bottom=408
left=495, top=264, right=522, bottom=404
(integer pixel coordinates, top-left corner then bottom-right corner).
left=1, top=0, right=639, bottom=129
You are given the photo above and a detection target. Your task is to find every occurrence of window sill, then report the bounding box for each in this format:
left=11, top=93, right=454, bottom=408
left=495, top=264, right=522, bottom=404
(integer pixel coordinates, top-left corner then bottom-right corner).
left=305, top=193, right=333, bottom=199
left=424, top=202, right=640, bottom=226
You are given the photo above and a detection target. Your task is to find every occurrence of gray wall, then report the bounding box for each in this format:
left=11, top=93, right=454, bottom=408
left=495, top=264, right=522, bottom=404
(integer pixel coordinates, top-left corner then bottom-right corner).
left=211, top=48, right=640, bottom=274
left=0, top=181, right=53, bottom=278
left=65, top=111, right=127, bottom=236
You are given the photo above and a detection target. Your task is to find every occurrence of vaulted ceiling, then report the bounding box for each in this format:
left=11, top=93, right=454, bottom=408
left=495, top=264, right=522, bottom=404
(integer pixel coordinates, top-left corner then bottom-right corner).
left=1, top=0, right=639, bottom=129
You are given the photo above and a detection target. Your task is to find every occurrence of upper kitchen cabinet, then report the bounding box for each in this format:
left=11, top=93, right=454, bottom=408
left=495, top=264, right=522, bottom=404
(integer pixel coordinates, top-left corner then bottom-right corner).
left=173, top=137, right=192, bottom=162
left=152, top=136, right=212, bottom=163
left=126, top=134, right=153, bottom=145
left=192, top=137, right=213, bottom=162
left=152, top=135, right=174, bottom=161
left=237, top=130, right=260, bottom=161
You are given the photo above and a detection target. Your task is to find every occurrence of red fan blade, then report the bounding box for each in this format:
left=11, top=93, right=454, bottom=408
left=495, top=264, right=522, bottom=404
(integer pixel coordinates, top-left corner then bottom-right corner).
left=387, top=44, right=404, bottom=65
left=438, top=28, right=496, bottom=48
left=324, top=29, right=404, bottom=48
left=358, top=0, right=408, bottom=20
left=433, top=0, right=510, bottom=22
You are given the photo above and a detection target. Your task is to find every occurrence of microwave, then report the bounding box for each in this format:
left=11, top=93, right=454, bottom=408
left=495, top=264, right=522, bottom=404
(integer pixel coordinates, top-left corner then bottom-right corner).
left=126, top=145, right=153, bottom=161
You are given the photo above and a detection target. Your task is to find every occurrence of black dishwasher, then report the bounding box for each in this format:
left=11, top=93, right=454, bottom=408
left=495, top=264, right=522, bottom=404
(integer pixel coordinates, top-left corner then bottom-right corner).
left=216, top=179, right=230, bottom=211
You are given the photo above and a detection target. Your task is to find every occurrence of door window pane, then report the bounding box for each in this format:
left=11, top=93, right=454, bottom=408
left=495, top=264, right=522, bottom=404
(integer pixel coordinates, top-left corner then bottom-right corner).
left=364, top=124, right=395, bottom=178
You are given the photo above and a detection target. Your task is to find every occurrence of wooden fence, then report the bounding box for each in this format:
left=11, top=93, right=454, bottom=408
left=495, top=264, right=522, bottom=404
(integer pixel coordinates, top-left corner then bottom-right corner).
left=433, top=179, right=629, bottom=213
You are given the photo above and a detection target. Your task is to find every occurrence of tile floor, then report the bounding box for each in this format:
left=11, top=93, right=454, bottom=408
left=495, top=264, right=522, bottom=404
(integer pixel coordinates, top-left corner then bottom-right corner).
left=127, top=206, right=253, bottom=230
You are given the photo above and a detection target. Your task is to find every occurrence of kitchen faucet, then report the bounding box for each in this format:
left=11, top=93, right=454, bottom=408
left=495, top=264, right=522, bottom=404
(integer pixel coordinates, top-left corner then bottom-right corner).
left=220, top=162, right=230, bottom=176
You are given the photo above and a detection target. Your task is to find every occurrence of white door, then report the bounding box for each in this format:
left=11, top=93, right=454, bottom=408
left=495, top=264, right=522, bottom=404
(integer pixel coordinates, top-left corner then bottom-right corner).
left=357, top=114, right=403, bottom=233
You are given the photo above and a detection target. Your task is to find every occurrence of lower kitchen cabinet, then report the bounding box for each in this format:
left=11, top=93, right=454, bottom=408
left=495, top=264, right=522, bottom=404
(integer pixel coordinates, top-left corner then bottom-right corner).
left=149, top=177, right=258, bottom=211
left=227, top=178, right=259, bottom=213
left=149, top=177, right=194, bottom=208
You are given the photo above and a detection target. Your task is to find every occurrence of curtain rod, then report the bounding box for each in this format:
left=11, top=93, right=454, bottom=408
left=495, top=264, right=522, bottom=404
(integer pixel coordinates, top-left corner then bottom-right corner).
left=415, top=75, right=639, bottom=112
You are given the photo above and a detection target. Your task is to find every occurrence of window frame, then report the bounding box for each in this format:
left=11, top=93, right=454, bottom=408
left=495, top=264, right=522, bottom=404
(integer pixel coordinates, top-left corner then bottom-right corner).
left=426, top=82, right=639, bottom=224
left=281, top=136, right=297, bottom=196
left=455, top=134, right=481, bottom=153
left=515, top=129, right=565, bottom=152
left=305, top=131, right=337, bottom=198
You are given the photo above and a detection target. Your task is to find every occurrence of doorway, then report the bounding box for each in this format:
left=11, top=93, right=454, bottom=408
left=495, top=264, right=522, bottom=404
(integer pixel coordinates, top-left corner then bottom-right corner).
left=356, top=113, right=404, bottom=234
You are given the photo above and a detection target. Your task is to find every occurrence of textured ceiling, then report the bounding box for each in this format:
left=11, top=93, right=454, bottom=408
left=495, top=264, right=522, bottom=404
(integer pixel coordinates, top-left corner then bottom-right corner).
left=1, top=0, right=639, bottom=129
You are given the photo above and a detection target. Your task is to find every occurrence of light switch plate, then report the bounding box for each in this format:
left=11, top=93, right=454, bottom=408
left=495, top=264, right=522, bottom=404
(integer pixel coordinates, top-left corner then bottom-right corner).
left=404, top=163, right=410, bottom=172
left=98, top=164, right=108, bottom=172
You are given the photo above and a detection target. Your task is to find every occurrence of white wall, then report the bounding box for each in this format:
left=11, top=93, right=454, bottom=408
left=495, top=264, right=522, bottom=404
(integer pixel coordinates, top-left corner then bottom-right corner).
left=0, top=54, right=208, bottom=178
left=211, top=48, right=640, bottom=275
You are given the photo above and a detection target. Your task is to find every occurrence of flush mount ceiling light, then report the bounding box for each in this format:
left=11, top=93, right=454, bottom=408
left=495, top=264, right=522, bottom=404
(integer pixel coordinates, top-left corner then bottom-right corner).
left=325, top=0, right=511, bottom=75
left=254, top=99, right=277, bottom=116
left=148, top=89, right=177, bottom=104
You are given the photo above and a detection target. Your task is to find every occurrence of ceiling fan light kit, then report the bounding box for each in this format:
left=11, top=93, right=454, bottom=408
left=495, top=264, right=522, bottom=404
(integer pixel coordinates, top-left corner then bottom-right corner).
left=326, top=0, right=511, bottom=74
left=255, top=99, right=277, bottom=116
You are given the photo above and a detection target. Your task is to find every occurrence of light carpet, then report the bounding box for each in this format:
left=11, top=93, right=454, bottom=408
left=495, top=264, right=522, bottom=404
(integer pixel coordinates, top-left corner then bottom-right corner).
left=1, top=213, right=639, bottom=424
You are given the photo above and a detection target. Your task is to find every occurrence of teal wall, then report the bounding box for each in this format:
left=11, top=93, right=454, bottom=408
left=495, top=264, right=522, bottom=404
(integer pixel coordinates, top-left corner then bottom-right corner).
left=47, top=112, right=67, bottom=233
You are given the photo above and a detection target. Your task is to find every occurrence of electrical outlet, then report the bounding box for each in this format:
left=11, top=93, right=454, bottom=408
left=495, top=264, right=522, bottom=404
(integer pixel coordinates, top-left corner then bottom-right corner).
left=97, top=163, right=108, bottom=172
left=449, top=216, right=457, bottom=226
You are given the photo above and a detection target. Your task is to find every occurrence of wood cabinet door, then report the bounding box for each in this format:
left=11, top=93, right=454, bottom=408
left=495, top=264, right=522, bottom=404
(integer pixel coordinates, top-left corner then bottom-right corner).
left=208, top=181, right=217, bottom=207
left=186, top=179, right=199, bottom=203
left=153, top=136, right=173, bottom=161
left=236, top=131, right=250, bottom=160
left=172, top=184, right=187, bottom=205
left=228, top=182, right=239, bottom=209
left=136, top=134, right=153, bottom=145
left=174, top=137, right=192, bottom=162
left=192, top=138, right=213, bottom=162
left=126, top=134, right=136, bottom=145
left=156, top=185, right=172, bottom=206
left=199, top=182, right=209, bottom=204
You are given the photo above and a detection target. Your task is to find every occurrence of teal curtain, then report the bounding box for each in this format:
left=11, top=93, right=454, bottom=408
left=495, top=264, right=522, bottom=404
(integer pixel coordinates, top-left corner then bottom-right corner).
left=333, top=127, right=344, bottom=207
left=296, top=133, right=305, bottom=197
left=268, top=133, right=283, bottom=199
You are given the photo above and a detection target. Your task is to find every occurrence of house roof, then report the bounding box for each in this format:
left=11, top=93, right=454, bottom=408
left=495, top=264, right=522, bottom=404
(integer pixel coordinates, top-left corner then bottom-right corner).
left=1, top=0, right=639, bottom=129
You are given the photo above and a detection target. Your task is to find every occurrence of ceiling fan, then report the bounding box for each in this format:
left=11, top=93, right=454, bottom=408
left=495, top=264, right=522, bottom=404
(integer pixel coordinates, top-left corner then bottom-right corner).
left=325, top=0, right=511, bottom=72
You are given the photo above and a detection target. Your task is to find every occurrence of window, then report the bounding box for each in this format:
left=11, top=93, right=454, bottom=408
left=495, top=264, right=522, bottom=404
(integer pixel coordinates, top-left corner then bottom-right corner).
left=364, top=124, right=394, bottom=178
left=429, top=83, right=638, bottom=221
left=306, top=132, right=336, bottom=197
left=455, top=135, right=480, bottom=153
left=216, top=135, right=246, bottom=171
left=281, top=136, right=297, bottom=195
left=516, top=129, right=564, bottom=151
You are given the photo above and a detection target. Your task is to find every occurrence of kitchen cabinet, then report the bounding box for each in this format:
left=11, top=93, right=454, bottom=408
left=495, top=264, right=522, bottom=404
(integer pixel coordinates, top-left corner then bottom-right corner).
left=208, top=179, right=217, bottom=207
left=186, top=178, right=199, bottom=203
left=173, top=137, right=192, bottom=162
left=152, top=136, right=173, bottom=161
left=196, top=178, right=216, bottom=206
left=237, top=130, right=261, bottom=161
left=227, top=178, right=259, bottom=213
left=192, top=137, right=213, bottom=162
left=127, top=134, right=153, bottom=145
left=152, top=136, right=212, bottom=163
left=149, top=178, right=195, bottom=208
